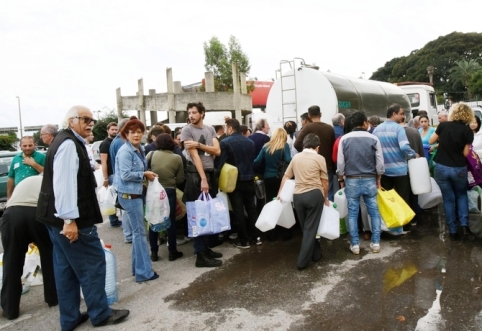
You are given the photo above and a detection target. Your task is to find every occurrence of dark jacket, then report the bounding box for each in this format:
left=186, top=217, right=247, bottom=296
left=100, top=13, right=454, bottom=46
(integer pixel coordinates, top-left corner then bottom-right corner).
left=249, top=132, right=270, bottom=158
left=217, top=132, right=255, bottom=181
left=36, top=129, right=102, bottom=229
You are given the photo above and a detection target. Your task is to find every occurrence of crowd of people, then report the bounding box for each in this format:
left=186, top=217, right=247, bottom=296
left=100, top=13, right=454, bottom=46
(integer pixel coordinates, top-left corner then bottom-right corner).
left=1, top=101, right=481, bottom=329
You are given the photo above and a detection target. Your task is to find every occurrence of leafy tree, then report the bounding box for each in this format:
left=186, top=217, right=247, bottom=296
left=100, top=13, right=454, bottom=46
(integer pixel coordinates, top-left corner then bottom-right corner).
left=0, top=133, right=18, bottom=151
left=370, top=32, right=482, bottom=102
left=203, top=35, right=254, bottom=92
left=92, top=110, right=126, bottom=141
left=471, top=70, right=482, bottom=100
left=449, top=59, right=482, bottom=99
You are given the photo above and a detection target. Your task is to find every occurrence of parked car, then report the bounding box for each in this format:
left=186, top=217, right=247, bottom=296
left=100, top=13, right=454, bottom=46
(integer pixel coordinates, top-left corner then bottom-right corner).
left=0, top=151, right=20, bottom=215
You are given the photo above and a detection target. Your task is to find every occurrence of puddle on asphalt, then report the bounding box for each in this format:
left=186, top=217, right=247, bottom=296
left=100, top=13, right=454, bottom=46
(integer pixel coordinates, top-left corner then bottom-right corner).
left=164, top=207, right=482, bottom=330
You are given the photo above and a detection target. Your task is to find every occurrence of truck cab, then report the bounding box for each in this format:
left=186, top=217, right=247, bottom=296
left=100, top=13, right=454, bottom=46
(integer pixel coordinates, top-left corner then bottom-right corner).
left=397, top=83, right=439, bottom=125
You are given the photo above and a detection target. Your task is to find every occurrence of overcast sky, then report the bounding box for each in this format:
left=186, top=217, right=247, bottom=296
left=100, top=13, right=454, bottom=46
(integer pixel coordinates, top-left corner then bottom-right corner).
left=1, top=0, right=480, bottom=132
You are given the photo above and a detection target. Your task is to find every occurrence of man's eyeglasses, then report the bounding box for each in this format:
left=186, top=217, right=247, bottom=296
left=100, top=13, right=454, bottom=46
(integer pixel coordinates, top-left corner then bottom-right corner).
left=73, top=116, right=97, bottom=124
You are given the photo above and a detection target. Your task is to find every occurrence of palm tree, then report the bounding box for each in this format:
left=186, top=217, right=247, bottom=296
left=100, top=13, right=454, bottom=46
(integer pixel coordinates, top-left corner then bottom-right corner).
left=449, top=59, right=482, bottom=99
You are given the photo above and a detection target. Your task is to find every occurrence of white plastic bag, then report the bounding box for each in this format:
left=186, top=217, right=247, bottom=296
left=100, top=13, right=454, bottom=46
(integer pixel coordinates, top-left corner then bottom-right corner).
left=98, top=186, right=116, bottom=216
left=145, top=180, right=170, bottom=225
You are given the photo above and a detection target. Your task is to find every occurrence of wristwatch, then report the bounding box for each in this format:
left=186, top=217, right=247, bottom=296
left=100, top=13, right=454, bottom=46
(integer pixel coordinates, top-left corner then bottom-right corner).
left=64, top=219, right=75, bottom=225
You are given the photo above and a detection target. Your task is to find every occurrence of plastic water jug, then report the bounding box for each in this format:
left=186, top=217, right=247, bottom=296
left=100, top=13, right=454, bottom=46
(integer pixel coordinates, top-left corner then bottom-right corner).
left=104, top=244, right=118, bottom=305
left=408, top=158, right=432, bottom=195
left=256, top=199, right=284, bottom=232
left=334, top=189, right=348, bottom=218
left=277, top=202, right=296, bottom=229
left=317, top=202, right=340, bottom=240
left=333, top=203, right=348, bottom=235
left=418, top=178, right=443, bottom=209
left=218, top=163, right=238, bottom=193
left=279, top=179, right=295, bottom=203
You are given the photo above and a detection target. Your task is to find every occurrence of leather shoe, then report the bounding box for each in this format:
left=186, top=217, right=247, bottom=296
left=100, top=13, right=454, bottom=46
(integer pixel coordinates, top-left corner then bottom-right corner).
left=94, top=309, right=130, bottom=327
left=67, top=312, right=89, bottom=331
left=150, top=252, right=159, bottom=262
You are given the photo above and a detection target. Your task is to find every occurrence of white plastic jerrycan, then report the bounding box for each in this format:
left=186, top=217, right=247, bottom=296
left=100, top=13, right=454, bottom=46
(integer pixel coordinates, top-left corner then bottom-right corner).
left=256, top=199, right=284, bottom=232
left=334, top=188, right=348, bottom=218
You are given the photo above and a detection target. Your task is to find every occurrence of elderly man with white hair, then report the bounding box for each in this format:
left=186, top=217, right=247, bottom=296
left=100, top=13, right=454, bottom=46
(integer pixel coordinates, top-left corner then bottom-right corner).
left=36, top=105, right=129, bottom=330
left=332, top=113, right=345, bottom=139
left=438, top=110, right=448, bottom=123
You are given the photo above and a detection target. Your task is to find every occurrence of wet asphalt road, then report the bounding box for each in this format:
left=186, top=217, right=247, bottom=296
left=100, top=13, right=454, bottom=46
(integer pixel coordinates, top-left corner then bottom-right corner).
left=2, top=205, right=482, bottom=331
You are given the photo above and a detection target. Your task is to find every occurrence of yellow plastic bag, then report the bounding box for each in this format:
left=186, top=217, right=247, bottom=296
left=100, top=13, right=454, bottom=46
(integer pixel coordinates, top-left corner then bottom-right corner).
left=218, top=163, right=238, bottom=193
left=377, top=188, right=415, bottom=228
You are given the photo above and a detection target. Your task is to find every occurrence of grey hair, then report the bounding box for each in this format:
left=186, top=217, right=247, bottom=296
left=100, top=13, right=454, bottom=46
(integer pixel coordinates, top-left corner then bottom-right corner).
left=61, top=106, right=84, bottom=129
left=332, top=113, right=345, bottom=126
left=254, top=118, right=267, bottom=131
left=413, top=116, right=420, bottom=125
left=438, top=110, right=448, bottom=117
left=117, top=118, right=130, bottom=132
left=41, top=124, right=58, bottom=137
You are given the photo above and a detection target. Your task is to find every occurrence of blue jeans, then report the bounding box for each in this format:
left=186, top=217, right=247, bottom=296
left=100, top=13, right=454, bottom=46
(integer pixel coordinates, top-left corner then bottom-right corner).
left=345, top=177, right=381, bottom=245
left=434, top=163, right=469, bottom=233
left=118, top=195, right=154, bottom=282
left=122, top=211, right=132, bottom=242
left=108, top=175, right=120, bottom=226
left=328, top=169, right=334, bottom=201
left=149, top=188, right=178, bottom=253
left=47, top=225, right=111, bottom=330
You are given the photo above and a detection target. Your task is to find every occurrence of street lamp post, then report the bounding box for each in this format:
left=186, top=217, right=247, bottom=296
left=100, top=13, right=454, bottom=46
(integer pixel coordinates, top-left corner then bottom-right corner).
left=16, top=96, right=23, bottom=138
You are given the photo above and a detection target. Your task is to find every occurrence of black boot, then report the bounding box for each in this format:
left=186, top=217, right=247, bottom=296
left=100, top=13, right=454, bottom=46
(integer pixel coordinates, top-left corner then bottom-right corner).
left=150, top=252, right=158, bottom=262
left=462, top=226, right=475, bottom=241
left=195, top=251, right=222, bottom=268
left=449, top=233, right=459, bottom=241
left=205, top=248, right=223, bottom=258
left=169, top=251, right=183, bottom=261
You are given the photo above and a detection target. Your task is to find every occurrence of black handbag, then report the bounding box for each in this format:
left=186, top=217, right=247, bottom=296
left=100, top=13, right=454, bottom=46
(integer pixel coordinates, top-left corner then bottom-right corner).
left=276, top=148, right=288, bottom=179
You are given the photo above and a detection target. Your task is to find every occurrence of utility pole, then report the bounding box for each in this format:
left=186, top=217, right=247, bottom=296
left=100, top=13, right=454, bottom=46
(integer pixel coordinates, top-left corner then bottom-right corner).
left=16, top=96, right=23, bottom=138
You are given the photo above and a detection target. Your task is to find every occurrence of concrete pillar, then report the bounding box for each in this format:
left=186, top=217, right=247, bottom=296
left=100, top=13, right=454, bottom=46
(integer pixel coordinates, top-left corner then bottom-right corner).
left=205, top=72, right=215, bottom=92
left=167, top=68, right=176, bottom=123
left=149, top=89, right=157, bottom=125
left=240, top=72, right=247, bottom=94
left=116, top=87, right=123, bottom=122
left=173, top=82, right=185, bottom=123
left=138, top=78, right=146, bottom=124
left=232, top=62, right=241, bottom=120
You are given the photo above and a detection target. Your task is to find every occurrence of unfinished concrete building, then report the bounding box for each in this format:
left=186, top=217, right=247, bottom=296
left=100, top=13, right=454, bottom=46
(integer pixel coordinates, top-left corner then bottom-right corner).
left=116, top=65, right=253, bottom=126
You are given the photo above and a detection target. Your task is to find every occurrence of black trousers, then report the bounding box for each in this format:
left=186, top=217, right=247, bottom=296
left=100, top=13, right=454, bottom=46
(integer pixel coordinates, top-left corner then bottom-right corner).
left=0, top=206, right=58, bottom=319
left=227, top=180, right=258, bottom=244
left=293, top=190, right=324, bottom=268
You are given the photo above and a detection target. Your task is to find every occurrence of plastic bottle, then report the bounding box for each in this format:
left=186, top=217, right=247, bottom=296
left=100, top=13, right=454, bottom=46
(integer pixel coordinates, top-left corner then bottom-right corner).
left=104, top=244, right=118, bottom=305
left=254, top=176, right=266, bottom=200
left=21, top=265, right=40, bottom=295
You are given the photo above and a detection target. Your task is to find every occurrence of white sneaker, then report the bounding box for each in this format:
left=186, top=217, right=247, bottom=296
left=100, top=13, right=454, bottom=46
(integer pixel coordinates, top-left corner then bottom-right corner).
left=350, top=245, right=360, bottom=255
left=370, top=243, right=380, bottom=253
left=229, top=233, right=238, bottom=240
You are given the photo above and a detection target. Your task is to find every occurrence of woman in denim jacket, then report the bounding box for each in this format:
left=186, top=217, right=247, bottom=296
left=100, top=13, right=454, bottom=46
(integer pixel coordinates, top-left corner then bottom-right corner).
left=114, top=116, right=159, bottom=282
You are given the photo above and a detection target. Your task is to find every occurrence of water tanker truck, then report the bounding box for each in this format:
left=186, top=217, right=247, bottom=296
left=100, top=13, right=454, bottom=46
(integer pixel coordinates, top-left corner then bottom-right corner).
left=264, top=58, right=438, bottom=129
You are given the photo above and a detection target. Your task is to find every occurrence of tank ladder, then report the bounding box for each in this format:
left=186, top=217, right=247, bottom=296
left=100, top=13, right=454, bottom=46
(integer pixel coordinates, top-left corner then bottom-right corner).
left=277, top=58, right=306, bottom=126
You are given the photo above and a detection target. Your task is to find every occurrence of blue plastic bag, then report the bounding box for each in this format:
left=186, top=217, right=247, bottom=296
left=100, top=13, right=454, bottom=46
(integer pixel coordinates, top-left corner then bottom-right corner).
left=209, top=196, right=231, bottom=234
left=187, top=193, right=214, bottom=237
